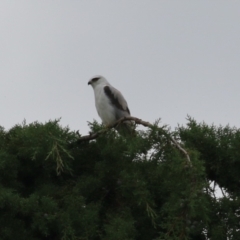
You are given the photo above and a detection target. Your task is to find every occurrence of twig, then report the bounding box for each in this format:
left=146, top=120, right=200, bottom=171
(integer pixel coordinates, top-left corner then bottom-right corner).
left=76, top=129, right=107, bottom=141
left=170, top=137, right=192, bottom=167
left=77, top=116, right=192, bottom=166
left=220, top=187, right=227, bottom=198
left=212, top=181, right=217, bottom=199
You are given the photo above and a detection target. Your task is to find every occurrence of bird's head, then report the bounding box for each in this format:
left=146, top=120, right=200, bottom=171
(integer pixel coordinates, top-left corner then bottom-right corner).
left=88, top=75, right=109, bottom=88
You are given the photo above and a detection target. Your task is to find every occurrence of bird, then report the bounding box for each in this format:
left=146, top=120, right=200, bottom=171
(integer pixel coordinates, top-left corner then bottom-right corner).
left=88, top=75, right=133, bottom=134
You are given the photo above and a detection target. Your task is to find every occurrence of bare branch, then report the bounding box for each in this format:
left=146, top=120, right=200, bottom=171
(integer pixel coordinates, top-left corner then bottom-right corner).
left=220, top=187, right=227, bottom=198
left=76, top=129, right=107, bottom=142
left=77, top=116, right=192, bottom=166
left=170, top=137, right=192, bottom=167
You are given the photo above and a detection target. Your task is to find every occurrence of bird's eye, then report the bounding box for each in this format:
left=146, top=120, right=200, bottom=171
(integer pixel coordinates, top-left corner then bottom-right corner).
left=91, top=77, right=100, bottom=82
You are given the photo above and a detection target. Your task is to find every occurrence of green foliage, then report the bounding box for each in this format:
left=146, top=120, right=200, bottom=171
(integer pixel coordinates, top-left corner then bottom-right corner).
left=0, top=118, right=239, bottom=239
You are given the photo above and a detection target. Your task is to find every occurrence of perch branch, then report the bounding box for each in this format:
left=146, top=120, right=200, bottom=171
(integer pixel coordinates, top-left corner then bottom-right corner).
left=77, top=116, right=191, bottom=166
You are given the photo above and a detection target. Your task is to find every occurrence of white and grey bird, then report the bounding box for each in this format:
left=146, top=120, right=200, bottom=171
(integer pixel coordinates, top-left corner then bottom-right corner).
left=88, top=75, right=132, bottom=133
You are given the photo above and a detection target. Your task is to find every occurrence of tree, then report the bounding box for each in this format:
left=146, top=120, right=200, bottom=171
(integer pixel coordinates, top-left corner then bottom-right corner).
left=0, top=117, right=239, bottom=239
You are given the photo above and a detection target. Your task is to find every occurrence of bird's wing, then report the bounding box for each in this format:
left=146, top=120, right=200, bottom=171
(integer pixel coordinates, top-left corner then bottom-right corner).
left=103, top=85, right=130, bottom=115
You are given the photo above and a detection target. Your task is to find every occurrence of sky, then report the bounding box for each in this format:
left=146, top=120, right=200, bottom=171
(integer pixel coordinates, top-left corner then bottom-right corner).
left=1, top=1, right=240, bottom=134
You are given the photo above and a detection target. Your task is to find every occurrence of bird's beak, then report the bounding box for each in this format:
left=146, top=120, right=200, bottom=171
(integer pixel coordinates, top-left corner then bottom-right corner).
left=88, top=80, right=91, bottom=85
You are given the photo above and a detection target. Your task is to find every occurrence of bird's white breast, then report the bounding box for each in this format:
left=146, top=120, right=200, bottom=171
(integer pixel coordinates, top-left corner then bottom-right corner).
left=94, top=85, right=116, bottom=125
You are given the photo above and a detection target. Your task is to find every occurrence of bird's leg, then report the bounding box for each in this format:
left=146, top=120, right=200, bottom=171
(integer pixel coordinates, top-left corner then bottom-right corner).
left=104, top=124, right=113, bottom=130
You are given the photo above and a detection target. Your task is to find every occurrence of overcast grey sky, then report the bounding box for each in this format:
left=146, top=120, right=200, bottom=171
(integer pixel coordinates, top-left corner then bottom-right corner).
left=1, top=1, right=240, bottom=134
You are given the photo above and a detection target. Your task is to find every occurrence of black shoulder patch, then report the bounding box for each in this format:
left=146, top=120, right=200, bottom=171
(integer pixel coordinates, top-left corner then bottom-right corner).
left=104, top=86, right=125, bottom=111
